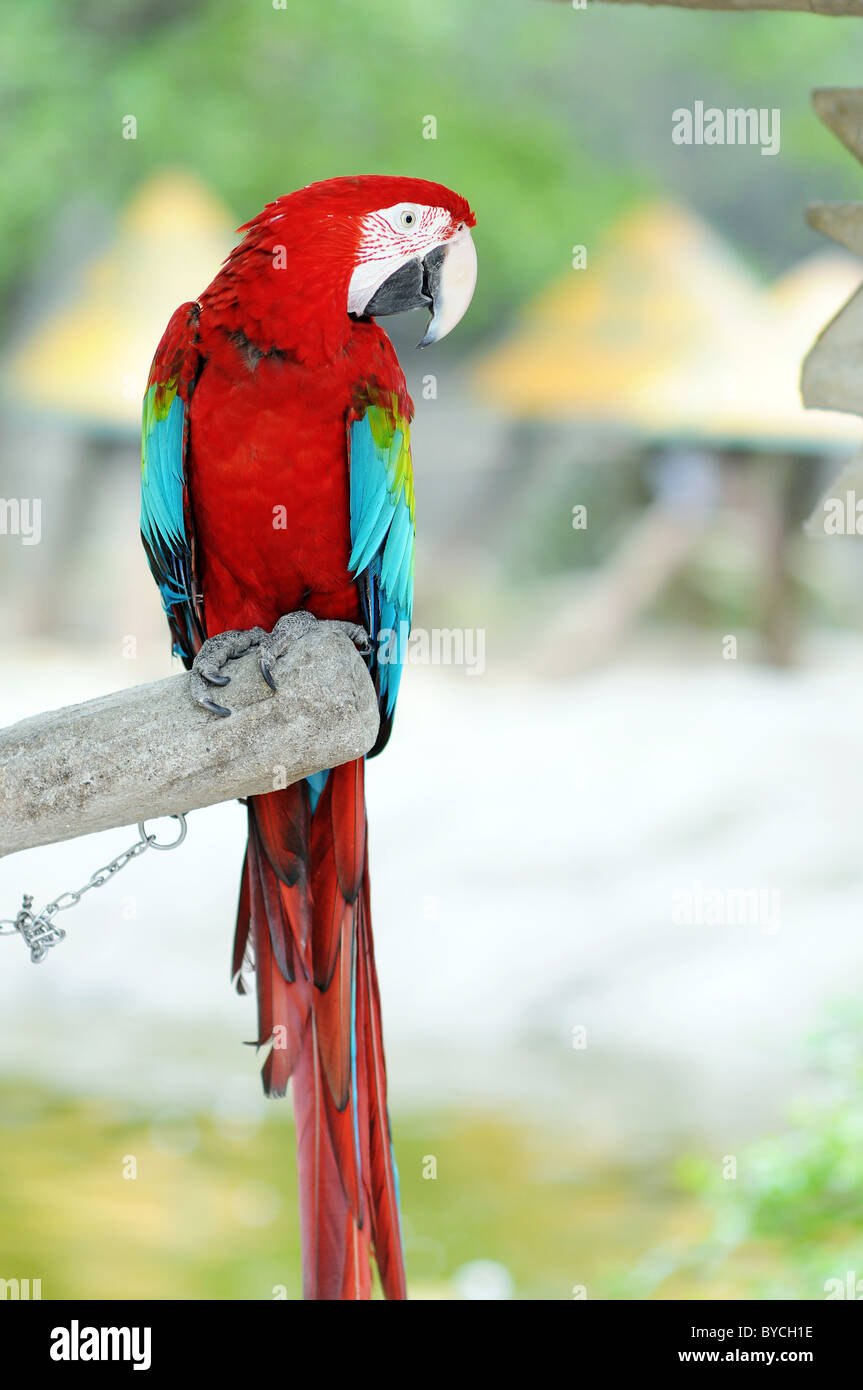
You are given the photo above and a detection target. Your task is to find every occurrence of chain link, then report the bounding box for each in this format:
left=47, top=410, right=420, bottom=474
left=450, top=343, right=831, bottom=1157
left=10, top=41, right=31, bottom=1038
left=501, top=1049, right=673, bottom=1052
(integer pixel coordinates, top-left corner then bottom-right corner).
left=0, top=815, right=188, bottom=964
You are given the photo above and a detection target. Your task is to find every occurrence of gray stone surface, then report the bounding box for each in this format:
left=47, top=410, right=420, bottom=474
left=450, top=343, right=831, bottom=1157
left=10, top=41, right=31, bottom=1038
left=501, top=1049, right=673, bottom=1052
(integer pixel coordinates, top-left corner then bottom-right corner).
left=0, top=623, right=379, bottom=855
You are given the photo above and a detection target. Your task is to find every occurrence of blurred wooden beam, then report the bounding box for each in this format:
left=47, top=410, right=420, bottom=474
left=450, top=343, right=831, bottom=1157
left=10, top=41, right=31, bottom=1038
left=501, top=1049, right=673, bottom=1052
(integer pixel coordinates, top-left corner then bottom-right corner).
left=577, top=0, right=863, bottom=12
left=812, top=90, right=863, bottom=163
left=803, top=91, right=863, bottom=417
left=802, top=283, right=863, bottom=415
left=806, top=202, right=863, bottom=258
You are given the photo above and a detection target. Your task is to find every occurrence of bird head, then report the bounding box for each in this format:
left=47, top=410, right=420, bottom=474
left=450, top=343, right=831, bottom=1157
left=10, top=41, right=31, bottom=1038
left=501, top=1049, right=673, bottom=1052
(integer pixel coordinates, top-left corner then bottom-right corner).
left=343, top=178, right=477, bottom=347
left=218, top=176, right=476, bottom=360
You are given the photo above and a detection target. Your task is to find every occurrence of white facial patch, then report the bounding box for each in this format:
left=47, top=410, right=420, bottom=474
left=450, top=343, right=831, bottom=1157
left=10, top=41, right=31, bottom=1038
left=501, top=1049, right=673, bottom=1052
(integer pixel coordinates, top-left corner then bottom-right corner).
left=347, top=203, right=457, bottom=316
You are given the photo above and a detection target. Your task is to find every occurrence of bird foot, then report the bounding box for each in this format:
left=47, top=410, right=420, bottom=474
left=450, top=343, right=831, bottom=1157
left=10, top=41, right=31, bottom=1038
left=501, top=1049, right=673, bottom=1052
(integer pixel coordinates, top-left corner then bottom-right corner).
left=190, top=611, right=371, bottom=717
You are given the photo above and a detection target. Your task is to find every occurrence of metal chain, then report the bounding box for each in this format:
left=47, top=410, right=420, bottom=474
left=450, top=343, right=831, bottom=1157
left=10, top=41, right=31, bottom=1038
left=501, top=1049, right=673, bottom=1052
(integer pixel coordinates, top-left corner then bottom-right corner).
left=0, top=814, right=188, bottom=964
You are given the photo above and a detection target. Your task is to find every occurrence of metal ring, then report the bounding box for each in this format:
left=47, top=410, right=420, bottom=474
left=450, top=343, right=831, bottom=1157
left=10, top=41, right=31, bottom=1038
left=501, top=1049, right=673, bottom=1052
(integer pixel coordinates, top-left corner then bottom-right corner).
left=137, top=813, right=188, bottom=851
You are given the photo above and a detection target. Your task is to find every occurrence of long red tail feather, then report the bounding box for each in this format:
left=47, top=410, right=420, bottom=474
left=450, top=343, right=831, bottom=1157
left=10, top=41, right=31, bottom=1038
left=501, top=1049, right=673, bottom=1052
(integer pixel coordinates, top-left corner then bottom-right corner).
left=234, top=760, right=406, bottom=1299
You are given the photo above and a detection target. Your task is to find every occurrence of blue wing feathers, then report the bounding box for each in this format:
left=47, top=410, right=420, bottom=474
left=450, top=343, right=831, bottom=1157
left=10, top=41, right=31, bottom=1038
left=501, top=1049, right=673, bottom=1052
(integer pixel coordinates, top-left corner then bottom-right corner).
left=141, top=394, right=187, bottom=564
left=140, top=302, right=203, bottom=664
left=347, top=407, right=415, bottom=742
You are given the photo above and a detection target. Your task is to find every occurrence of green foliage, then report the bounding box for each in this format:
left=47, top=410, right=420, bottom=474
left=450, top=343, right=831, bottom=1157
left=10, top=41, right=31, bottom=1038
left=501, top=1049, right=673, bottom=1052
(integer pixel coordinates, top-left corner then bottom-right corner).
left=3, top=0, right=863, bottom=340
left=629, top=1004, right=863, bottom=1299
left=0, top=0, right=623, bottom=339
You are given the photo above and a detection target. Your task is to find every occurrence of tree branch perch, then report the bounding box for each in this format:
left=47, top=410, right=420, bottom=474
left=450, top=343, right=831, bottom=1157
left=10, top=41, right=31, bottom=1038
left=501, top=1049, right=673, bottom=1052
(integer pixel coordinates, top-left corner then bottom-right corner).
left=0, top=624, right=380, bottom=857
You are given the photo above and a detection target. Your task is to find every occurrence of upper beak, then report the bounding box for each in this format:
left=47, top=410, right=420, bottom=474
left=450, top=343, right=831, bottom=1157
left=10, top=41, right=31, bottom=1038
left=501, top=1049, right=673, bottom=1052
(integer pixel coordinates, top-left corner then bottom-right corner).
left=416, top=225, right=477, bottom=348
left=361, top=226, right=477, bottom=348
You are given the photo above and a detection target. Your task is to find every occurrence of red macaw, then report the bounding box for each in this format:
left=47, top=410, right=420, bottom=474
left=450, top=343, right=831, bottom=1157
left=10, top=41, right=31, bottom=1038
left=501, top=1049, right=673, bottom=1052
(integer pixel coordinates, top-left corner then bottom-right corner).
left=140, top=177, right=477, bottom=1299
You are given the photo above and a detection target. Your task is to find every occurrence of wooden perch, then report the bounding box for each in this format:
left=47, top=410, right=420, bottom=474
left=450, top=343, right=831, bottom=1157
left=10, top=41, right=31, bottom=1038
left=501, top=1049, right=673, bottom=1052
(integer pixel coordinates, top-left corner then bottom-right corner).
left=0, top=623, right=380, bottom=857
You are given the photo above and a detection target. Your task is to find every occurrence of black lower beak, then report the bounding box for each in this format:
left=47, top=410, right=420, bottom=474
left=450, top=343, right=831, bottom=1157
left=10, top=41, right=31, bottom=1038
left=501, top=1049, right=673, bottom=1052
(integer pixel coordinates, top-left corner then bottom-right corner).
left=362, top=245, right=446, bottom=322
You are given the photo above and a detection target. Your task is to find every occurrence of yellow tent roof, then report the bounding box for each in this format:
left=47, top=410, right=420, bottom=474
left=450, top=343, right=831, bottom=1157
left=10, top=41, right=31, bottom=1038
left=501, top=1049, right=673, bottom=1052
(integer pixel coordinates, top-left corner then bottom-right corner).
left=8, top=171, right=237, bottom=432
left=471, top=201, right=765, bottom=424
left=471, top=201, right=863, bottom=448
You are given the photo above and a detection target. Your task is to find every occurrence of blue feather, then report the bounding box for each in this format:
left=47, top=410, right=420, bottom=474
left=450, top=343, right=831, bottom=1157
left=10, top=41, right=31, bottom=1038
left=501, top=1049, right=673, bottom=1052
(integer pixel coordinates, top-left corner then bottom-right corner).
left=348, top=405, right=414, bottom=738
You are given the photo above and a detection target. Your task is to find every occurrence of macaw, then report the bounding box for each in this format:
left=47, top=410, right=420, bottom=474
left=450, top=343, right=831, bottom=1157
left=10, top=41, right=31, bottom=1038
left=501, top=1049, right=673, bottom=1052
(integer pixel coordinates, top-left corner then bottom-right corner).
left=140, top=176, right=477, bottom=1300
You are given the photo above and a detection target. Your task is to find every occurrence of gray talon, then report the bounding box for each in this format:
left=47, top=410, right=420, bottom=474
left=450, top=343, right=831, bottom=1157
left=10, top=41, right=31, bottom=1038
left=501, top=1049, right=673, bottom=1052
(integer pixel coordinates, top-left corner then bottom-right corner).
left=190, top=626, right=263, bottom=716
left=259, top=656, right=277, bottom=691
left=344, top=624, right=372, bottom=655
left=202, top=698, right=231, bottom=717
left=317, top=619, right=372, bottom=655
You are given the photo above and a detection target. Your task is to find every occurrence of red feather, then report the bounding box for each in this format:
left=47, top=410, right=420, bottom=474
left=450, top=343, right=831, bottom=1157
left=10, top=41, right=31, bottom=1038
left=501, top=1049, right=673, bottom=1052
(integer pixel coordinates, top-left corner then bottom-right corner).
left=244, top=810, right=313, bottom=1095
left=231, top=846, right=252, bottom=992
left=237, top=762, right=405, bottom=1297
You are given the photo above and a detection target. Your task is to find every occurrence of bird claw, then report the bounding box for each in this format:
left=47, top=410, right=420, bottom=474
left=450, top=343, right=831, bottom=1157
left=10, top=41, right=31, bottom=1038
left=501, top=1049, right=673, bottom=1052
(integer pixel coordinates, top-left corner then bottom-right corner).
left=201, top=697, right=232, bottom=718
left=259, top=655, right=278, bottom=691
left=190, top=611, right=370, bottom=716
left=340, top=623, right=373, bottom=656
left=190, top=625, right=268, bottom=717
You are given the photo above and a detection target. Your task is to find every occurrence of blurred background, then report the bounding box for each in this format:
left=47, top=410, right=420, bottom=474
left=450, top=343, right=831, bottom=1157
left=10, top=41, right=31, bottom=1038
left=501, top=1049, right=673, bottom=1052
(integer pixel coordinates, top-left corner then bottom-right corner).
left=2, top=0, right=863, bottom=1300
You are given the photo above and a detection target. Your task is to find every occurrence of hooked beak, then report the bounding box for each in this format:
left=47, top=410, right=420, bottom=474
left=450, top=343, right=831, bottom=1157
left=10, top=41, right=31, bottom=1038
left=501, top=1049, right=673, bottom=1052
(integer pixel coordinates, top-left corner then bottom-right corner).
left=361, top=225, right=477, bottom=348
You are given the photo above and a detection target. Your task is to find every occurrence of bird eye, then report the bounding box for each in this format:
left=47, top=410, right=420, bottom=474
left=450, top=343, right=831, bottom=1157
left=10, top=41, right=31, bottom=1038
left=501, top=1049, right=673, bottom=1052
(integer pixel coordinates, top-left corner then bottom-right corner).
left=399, top=208, right=417, bottom=230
